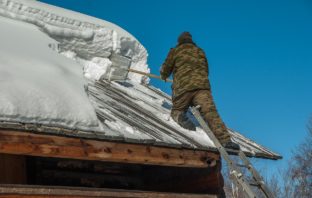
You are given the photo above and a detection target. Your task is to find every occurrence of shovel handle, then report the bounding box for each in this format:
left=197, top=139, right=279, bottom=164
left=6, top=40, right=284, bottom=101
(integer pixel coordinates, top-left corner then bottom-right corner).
left=128, top=68, right=173, bottom=83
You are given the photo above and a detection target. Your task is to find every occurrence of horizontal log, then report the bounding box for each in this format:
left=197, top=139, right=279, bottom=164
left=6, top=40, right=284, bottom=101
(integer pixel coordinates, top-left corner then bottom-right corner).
left=0, top=130, right=219, bottom=168
left=0, top=184, right=217, bottom=198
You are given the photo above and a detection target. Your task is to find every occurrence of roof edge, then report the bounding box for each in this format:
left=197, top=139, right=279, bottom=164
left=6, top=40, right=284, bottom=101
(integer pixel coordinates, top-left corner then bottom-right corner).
left=0, top=128, right=221, bottom=168
left=0, top=121, right=282, bottom=160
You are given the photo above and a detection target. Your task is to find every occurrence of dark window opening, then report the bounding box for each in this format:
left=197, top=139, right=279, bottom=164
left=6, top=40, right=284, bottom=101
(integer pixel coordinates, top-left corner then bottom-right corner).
left=0, top=153, right=223, bottom=195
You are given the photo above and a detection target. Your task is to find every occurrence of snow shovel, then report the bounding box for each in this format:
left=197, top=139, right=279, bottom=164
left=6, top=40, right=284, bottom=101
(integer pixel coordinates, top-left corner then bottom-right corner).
left=100, top=53, right=173, bottom=83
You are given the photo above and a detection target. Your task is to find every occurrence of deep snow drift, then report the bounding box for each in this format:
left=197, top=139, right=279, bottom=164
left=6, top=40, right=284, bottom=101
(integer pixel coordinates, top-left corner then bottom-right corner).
left=0, top=0, right=148, bottom=130
left=0, top=16, right=101, bottom=130
left=0, top=0, right=149, bottom=83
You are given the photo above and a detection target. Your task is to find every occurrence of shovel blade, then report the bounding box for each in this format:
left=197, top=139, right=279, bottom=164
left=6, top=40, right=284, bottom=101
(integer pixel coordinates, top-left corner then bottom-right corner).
left=101, top=53, right=132, bottom=81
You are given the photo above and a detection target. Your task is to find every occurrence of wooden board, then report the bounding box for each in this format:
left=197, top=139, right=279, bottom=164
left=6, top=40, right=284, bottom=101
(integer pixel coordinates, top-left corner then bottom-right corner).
left=0, top=185, right=217, bottom=198
left=0, top=130, right=219, bottom=168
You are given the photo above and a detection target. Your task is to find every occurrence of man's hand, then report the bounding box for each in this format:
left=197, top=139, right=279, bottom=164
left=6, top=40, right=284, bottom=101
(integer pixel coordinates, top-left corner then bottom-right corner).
left=160, top=74, right=167, bottom=82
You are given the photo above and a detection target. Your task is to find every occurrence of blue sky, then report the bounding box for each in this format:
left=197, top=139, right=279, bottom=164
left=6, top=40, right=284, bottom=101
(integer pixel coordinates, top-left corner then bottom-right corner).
left=40, top=0, right=312, bottom=177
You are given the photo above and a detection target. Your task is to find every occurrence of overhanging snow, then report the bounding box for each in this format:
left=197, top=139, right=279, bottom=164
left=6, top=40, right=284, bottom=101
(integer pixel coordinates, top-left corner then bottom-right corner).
left=0, top=16, right=100, bottom=131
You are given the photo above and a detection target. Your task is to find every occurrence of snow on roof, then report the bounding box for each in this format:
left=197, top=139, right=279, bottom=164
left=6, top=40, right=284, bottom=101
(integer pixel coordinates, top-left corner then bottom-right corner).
left=0, top=0, right=281, bottom=159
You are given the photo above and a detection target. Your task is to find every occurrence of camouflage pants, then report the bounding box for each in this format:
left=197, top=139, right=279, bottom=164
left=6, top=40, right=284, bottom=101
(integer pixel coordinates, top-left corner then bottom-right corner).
left=171, top=89, right=231, bottom=144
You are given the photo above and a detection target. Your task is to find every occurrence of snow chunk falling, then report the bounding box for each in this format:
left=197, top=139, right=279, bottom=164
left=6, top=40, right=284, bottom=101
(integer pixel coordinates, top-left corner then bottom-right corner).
left=83, top=57, right=112, bottom=81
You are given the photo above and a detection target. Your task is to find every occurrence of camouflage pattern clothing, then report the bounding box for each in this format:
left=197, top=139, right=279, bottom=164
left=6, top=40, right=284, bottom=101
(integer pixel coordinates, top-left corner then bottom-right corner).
left=160, top=33, right=231, bottom=144
left=160, top=42, right=210, bottom=99
left=171, top=89, right=231, bottom=144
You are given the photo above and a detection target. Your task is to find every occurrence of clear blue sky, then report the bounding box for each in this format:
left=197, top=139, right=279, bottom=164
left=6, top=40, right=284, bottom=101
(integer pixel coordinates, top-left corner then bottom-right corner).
left=40, top=0, right=312, bottom=177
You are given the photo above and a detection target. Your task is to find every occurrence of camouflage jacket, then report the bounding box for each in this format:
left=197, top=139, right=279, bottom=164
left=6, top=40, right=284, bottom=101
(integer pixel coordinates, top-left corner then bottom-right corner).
left=160, top=42, right=210, bottom=99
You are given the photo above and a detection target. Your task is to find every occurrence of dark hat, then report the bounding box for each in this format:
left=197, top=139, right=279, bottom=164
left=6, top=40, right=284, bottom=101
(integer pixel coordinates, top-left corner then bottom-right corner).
left=178, top=32, right=193, bottom=44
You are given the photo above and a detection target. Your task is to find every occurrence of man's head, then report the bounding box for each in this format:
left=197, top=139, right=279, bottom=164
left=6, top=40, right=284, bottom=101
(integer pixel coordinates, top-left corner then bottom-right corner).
left=178, top=31, right=193, bottom=45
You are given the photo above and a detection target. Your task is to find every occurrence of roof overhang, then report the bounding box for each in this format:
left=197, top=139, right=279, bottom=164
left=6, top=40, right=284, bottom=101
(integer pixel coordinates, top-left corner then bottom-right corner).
left=0, top=121, right=282, bottom=160
left=0, top=129, right=220, bottom=168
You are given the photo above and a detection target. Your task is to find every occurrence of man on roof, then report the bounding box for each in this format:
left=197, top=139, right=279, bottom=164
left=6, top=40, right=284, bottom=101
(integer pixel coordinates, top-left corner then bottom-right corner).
left=160, top=32, right=239, bottom=150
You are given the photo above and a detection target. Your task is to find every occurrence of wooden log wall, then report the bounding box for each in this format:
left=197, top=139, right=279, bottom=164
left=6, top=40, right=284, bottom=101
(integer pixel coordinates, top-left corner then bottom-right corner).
left=0, top=130, right=224, bottom=196
left=24, top=156, right=224, bottom=194
left=0, top=185, right=218, bottom=198
left=0, top=130, right=218, bottom=168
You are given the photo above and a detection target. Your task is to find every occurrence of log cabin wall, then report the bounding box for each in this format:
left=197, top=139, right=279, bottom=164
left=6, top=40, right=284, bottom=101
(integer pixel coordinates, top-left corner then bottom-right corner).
left=0, top=154, right=223, bottom=194
left=24, top=156, right=223, bottom=194
left=0, top=130, right=223, bottom=195
left=0, top=185, right=218, bottom=198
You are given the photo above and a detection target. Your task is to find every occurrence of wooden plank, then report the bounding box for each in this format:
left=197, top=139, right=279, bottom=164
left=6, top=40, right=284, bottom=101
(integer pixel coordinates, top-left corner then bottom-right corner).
left=0, top=185, right=217, bottom=198
left=0, top=130, right=219, bottom=168
left=0, top=154, right=27, bottom=184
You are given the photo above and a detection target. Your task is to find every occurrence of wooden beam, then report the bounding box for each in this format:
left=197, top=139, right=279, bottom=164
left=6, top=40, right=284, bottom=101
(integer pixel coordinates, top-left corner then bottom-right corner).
left=0, top=130, right=219, bottom=168
left=0, top=185, right=217, bottom=198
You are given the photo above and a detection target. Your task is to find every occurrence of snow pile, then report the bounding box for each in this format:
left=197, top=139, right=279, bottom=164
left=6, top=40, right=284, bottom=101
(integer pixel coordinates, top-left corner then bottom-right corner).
left=0, top=16, right=100, bottom=130
left=0, top=0, right=148, bottom=130
left=83, top=57, right=113, bottom=81
left=0, top=0, right=149, bottom=83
